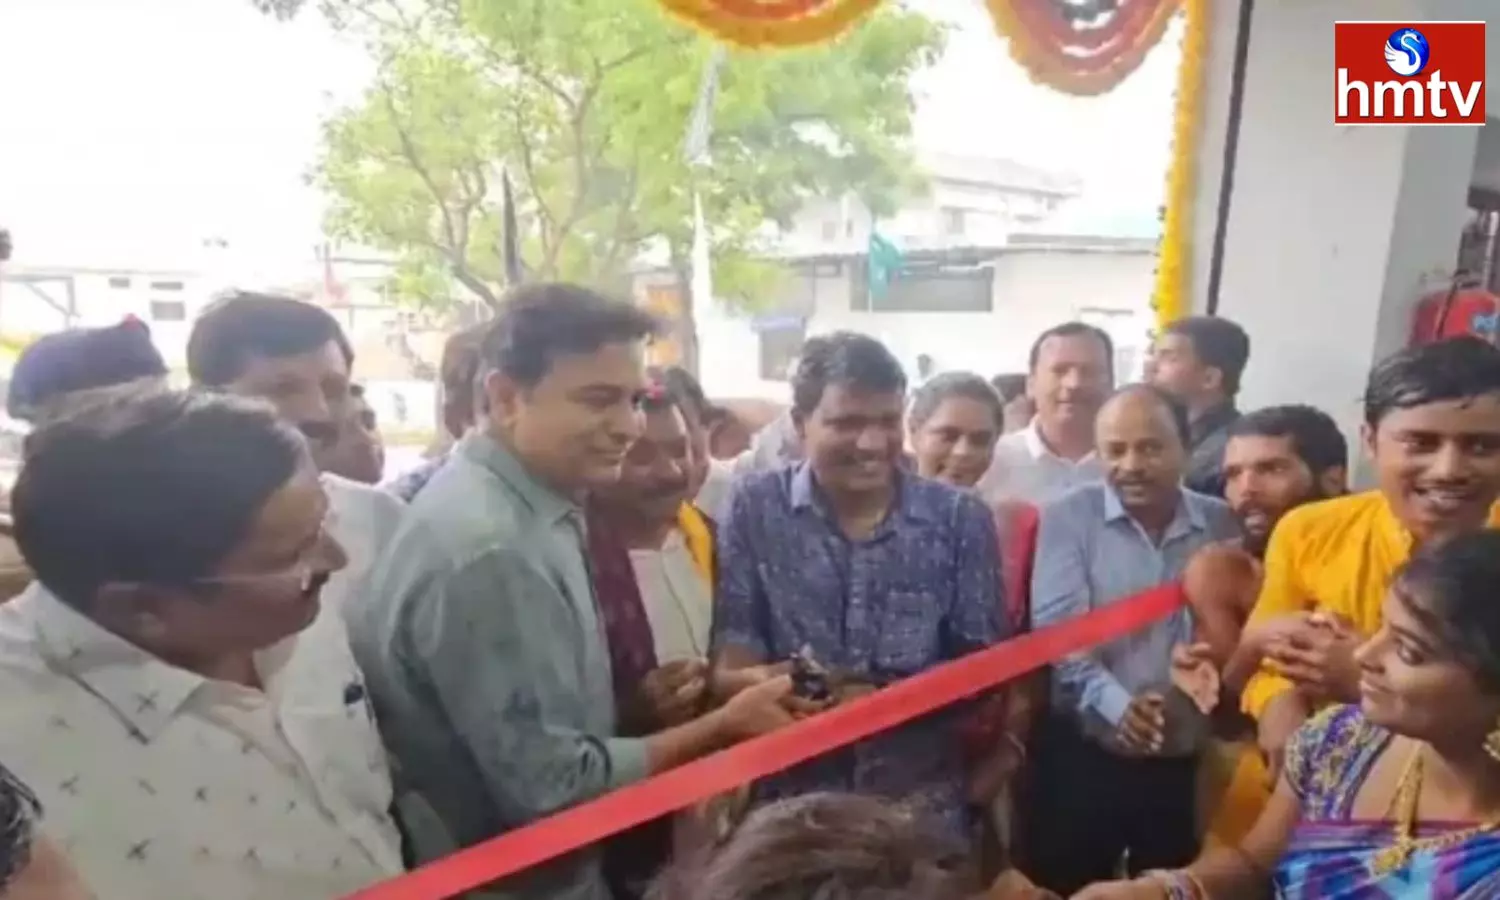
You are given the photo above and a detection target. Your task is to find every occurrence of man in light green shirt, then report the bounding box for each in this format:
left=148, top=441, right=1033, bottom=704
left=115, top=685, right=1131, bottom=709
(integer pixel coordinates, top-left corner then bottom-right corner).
left=346, top=284, right=793, bottom=900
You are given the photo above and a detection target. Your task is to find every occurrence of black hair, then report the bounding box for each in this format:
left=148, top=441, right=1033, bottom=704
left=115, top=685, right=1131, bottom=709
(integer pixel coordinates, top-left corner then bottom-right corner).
left=1363, top=336, right=1500, bottom=428
left=1163, top=316, right=1251, bottom=396
left=650, top=793, right=975, bottom=900
left=1228, top=405, right=1347, bottom=474
left=480, top=283, right=662, bottom=388
left=1108, top=383, right=1191, bottom=447
left=989, top=372, right=1027, bottom=404
left=791, top=331, right=906, bottom=417
left=12, top=383, right=308, bottom=612
left=1027, top=322, right=1115, bottom=373
left=187, top=291, right=355, bottom=387
left=909, top=372, right=1004, bottom=430
left=0, top=762, right=39, bottom=892
left=661, top=366, right=710, bottom=424
left=1392, top=529, right=1500, bottom=692
left=440, top=322, right=491, bottom=406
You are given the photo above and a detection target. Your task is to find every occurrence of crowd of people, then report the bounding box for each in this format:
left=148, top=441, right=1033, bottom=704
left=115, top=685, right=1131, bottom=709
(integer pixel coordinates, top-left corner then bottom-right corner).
left=0, top=282, right=1499, bottom=900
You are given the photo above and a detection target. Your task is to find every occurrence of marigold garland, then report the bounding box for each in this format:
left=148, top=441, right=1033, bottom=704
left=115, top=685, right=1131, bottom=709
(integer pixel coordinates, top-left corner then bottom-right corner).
left=655, top=0, right=883, bottom=48
left=986, top=0, right=1180, bottom=96
left=1150, top=0, right=1208, bottom=331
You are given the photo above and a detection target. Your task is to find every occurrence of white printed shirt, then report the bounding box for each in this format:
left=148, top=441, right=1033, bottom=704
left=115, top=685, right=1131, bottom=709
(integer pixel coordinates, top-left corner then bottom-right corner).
left=0, top=583, right=405, bottom=900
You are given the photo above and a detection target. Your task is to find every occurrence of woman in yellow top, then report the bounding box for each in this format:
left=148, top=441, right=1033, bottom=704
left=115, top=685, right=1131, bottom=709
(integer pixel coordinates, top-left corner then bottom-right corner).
left=1237, top=337, right=1500, bottom=784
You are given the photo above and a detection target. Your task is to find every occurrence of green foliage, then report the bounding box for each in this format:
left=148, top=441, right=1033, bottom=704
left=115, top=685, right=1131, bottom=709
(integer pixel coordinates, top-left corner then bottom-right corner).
left=310, top=0, right=943, bottom=311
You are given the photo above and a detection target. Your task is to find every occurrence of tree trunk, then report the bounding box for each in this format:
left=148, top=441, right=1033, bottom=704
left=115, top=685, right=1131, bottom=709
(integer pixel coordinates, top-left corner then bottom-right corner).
left=669, top=242, right=700, bottom=377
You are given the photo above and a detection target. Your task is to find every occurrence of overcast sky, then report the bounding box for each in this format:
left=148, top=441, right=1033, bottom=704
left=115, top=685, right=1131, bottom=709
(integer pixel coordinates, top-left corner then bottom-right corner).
left=0, top=0, right=1178, bottom=271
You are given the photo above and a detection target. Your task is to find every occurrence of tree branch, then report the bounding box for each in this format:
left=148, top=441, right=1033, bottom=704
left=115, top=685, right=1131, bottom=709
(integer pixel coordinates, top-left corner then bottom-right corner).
left=377, top=84, right=500, bottom=309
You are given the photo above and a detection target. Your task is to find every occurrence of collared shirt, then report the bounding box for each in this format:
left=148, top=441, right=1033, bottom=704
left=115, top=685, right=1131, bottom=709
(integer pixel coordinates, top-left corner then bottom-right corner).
left=976, top=418, right=1104, bottom=506
left=729, top=411, right=800, bottom=478
left=344, top=431, right=647, bottom=900
left=629, top=531, right=712, bottom=662
left=1031, top=483, right=1238, bottom=752
left=1240, top=491, right=1500, bottom=719
left=714, top=464, right=1006, bottom=835
left=1185, top=403, right=1239, bottom=498
left=693, top=457, right=735, bottom=522
left=0, top=584, right=403, bottom=900
left=322, top=473, right=406, bottom=615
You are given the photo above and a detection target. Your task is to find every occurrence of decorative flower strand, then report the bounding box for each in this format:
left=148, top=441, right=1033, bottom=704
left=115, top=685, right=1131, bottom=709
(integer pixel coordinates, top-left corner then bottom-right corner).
left=1150, top=0, right=1209, bottom=331
left=655, top=0, right=883, bottom=48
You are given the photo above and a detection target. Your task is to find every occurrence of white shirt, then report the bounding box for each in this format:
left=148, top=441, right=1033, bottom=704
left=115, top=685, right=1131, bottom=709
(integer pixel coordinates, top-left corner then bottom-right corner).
left=321, top=474, right=405, bottom=616
left=976, top=419, right=1104, bottom=506
left=0, top=584, right=405, bottom=900
left=693, top=458, right=735, bottom=522
left=628, top=531, right=713, bottom=662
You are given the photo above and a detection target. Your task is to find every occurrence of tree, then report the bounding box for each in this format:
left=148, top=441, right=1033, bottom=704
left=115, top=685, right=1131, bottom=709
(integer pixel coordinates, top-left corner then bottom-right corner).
left=303, top=0, right=942, bottom=364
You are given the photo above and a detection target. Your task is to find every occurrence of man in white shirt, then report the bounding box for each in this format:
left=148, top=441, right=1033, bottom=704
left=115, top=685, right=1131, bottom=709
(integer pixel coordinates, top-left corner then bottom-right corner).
left=185, top=292, right=406, bottom=613
left=978, top=322, right=1114, bottom=505
left=0, top=385, right=404, bottom=900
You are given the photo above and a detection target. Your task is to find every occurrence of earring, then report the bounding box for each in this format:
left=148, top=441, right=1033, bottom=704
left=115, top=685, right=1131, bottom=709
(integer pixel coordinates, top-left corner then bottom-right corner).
left=1485, top=720, right=1500, bottom=764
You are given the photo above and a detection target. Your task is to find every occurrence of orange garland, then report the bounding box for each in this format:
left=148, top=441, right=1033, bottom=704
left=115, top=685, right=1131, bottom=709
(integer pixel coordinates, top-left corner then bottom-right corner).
left=987, top=0, right=1182, bottom=96
left=654, top=0, right=883, bottom=48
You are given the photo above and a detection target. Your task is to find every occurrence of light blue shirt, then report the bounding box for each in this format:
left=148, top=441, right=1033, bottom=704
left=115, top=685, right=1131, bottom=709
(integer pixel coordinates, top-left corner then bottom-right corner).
left=1029, top=482, right=1238, bottom=750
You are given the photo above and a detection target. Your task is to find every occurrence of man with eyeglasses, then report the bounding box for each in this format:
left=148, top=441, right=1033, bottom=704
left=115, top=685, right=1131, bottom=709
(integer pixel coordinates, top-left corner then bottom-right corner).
left=0, top=384, right=404, bottom=899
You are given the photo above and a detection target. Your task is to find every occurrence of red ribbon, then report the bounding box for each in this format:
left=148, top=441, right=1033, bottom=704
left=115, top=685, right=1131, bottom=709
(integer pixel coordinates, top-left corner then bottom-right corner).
left=345, top=583, right=1186, bottom=900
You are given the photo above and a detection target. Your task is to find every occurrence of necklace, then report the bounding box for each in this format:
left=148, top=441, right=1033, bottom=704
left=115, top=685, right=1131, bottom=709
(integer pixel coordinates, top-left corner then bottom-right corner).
left=1370, top=749, right=1500, bottom=876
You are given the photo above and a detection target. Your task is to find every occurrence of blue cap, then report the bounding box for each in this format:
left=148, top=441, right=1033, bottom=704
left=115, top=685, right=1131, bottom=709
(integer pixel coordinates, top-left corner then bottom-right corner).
left=8, top=317, right=168, bottom=420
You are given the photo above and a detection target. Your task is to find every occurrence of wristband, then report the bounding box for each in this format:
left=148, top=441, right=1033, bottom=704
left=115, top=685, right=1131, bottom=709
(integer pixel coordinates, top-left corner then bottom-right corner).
left=1145, top=869, right=1206, bottom=900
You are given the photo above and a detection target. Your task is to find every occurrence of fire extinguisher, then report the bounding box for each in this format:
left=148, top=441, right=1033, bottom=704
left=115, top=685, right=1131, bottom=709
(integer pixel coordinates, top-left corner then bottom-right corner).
left=1410, top=271, right=1500, bottom=346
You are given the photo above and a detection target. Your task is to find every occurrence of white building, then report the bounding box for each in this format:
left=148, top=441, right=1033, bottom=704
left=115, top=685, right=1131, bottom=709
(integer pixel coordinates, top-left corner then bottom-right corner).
left=781, top=151, right=1081, bottom=255
left=640, top=150, right=1157, bottom=399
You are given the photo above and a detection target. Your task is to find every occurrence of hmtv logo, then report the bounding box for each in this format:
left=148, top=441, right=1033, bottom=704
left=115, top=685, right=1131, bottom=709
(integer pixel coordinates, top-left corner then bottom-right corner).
left=1335, top=22, right=1486, bottom=125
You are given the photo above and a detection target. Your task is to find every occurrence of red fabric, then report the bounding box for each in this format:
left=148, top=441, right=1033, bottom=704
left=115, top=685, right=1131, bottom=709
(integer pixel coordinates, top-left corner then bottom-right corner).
left=960, top=501, right=1040, bottom=758
left=342, top=586, right=1188, bottom=900
left=584, top=505, right=660, bottom=706
left=1410, top=287, right=1500, bottom=344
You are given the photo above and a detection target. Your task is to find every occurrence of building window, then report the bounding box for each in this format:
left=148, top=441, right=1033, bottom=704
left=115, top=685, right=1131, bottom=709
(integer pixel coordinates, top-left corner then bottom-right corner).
left=149, top=280, right=185, bottom=292
left=820, top=219, right=839, bottom=242
left=149, top=300, right=188, bottom=322
left=757, top=320, right=807, bottom=381
left=108, top=276, right=132, bottom=289
left=849, top=264, right=993, bottom=313
left=940, top=207, right=966, bottom=237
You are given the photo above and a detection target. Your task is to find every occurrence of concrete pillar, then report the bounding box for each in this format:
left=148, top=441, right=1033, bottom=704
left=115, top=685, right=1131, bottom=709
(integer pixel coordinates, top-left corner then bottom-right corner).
left=1188, top=0, right=1495, bottom=479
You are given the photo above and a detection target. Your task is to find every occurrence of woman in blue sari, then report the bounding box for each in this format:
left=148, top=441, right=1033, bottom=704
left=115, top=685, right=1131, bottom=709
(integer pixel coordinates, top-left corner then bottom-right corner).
left=1074, top=529, right=1500, bottom=899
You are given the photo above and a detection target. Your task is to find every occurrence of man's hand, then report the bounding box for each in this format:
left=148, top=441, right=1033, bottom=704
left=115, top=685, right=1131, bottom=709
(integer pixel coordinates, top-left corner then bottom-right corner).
left=632, top=659, right=707, bottom=730
left=1115, top=692, right=1166, bottom=755
left=989, top=868, right=1061, bottom=899
left=1257, top=689, right=1310, bottom=782
left=1242, top=611, right=1320, bottom=655
left=1069, top=878, right=1170, bottom=899
left=1265, top=615, right=1361, bottom=703
left=717, top=675, right=797, bottom=742
left=1170, top=642, right=1221, bottom=714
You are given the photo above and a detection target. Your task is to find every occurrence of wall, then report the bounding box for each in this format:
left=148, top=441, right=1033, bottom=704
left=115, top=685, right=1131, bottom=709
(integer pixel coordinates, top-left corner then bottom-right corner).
left=675, top=247, right=1156, bottom=399
left=1475, top=118, right=1500, bottom=192
left=809, top=248, right=1155, bottom=378
left=1190, top=0, right=1498, bottom=474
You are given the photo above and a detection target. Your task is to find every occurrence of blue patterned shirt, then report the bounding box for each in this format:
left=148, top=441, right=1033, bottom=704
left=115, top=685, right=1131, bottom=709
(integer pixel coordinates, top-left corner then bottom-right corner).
left=713, top=464, right=1006, bottom=835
